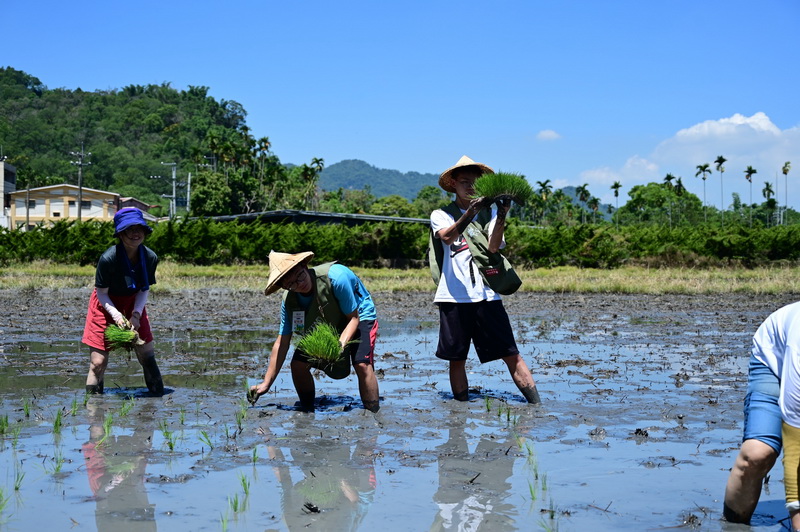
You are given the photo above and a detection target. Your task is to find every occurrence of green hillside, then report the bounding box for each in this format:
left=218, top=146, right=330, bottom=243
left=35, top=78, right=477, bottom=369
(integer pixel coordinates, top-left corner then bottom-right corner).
left=320, top=159, right=439, bottom=200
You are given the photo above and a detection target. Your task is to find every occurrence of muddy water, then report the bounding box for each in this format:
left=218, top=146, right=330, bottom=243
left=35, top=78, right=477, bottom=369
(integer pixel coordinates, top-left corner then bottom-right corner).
left=0, top=288, right=798, bottom=531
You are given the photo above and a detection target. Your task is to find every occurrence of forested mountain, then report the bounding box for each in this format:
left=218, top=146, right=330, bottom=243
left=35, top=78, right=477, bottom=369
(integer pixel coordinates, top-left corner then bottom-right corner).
left=320, top=159, right=438, bottom=200
left=0, top=67, right=337, bottom=217
left=0, top=67, right=255, bottom=205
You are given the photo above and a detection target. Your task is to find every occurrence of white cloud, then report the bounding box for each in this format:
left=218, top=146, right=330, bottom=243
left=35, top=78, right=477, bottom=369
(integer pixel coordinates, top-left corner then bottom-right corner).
left=536, top=129, right=561, bottom=141
left=675, top=112, right=781, bottom=139
left=571, top=113, right=800, bottom=207
left=652, top=112, right=793, bottom=169
left=578, top=156, right=661, bottom=204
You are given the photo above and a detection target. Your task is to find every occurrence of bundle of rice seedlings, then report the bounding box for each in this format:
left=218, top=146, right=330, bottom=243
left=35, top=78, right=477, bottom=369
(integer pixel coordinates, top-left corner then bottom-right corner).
left=295, top=322, right=344, bottom=367
left=471, top=172, right=535, bottom=206
left=104, top=324, right=143, bottom=351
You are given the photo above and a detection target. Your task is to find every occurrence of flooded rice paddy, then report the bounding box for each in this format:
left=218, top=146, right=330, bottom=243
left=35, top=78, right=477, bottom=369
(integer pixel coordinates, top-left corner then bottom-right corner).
left=0, top=288, right=797, bottom=531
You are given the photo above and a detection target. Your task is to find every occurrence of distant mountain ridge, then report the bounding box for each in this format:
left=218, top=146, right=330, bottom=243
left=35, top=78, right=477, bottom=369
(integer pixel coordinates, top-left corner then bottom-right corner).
left=319, top=159, right=438, bottom=200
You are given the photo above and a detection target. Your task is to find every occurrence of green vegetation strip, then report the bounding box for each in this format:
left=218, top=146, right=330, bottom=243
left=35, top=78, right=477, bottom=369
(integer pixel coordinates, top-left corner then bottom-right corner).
left=2, top=260, right=800, bottom=295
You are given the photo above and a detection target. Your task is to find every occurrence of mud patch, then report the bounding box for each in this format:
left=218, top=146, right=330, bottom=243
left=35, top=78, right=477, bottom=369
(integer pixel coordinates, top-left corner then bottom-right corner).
left=0, top=289, right=796, bottom=531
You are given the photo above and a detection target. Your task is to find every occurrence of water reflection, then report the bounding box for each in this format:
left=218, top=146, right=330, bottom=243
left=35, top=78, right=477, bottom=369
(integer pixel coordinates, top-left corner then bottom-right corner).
left=431, top=412, right=517, bottom=530
left=82, top=402, right=156, bottom=532
left=264, top=422, right=376, bottom=530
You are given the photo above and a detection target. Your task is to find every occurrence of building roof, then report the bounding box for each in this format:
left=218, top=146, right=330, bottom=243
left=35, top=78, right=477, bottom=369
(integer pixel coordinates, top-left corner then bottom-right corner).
left=9, top=183, right=119, bottom=198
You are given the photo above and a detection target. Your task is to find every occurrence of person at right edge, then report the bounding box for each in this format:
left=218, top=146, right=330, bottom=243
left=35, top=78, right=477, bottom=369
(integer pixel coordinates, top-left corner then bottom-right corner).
left=429, top=155, right=540, bottom=404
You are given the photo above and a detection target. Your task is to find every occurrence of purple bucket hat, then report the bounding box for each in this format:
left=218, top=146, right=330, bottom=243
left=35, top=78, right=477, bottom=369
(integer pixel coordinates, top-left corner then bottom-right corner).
left=113, top=207, right=153, bottom=236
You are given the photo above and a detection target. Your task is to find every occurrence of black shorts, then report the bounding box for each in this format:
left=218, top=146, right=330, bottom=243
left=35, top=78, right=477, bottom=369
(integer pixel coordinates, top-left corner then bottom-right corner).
left=293, top=319, right=378, bottom=366
left=435, top=300, right=519, bottom=363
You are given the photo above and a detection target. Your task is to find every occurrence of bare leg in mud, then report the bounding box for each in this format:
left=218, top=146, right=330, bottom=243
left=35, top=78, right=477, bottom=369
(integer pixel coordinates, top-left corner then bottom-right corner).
left=86, top=348, right=108, bottom=394
left=135, top=342, right=163, bottom=396
left=354, top=362, right=380, bottom=412
left=723, top=439, right=777, bottom=523
left=449, top=360, right=469, bottom=401
left=503, top=354, right=541, bottom=404
left=291, top=359, right=316, bottom=411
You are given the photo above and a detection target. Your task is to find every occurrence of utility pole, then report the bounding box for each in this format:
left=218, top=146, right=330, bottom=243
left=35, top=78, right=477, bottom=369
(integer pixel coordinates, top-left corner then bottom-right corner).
left=161, top=162, right=177, bottom=218
left=186, top=172, right=192, bottom=212
left=203, top=155, right=217, bottom=173
left=69, top=144, right=91, bottom=222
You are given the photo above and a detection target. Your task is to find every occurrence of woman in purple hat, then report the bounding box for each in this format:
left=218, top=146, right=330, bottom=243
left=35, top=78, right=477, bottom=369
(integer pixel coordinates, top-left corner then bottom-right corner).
left=81, top=207, right=164, bottom=396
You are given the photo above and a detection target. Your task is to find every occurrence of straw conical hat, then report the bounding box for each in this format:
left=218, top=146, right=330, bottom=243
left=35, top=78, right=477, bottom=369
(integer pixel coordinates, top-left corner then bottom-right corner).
left=438, top=155, right=494, bottom=193
left=264, top=250, right=314, bottom=295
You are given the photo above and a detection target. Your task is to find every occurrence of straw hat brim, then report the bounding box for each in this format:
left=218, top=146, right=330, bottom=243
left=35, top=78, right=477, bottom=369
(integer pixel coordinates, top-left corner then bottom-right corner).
left=264, top=251, right=315, bottom=295
left=438, top=155, right=494, bottom=193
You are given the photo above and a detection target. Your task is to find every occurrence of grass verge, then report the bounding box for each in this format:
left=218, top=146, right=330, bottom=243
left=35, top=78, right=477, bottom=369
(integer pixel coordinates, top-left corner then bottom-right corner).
left=1, top=260, right=800, bottom=294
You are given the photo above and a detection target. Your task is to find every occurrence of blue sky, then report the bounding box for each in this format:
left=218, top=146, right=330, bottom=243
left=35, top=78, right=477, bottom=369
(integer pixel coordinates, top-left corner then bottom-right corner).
left=4, top=0, right=799, bottom=208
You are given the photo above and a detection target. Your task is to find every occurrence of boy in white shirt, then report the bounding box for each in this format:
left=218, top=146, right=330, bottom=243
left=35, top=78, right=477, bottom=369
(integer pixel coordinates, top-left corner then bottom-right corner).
left=429, top=155, right=540, bottom=404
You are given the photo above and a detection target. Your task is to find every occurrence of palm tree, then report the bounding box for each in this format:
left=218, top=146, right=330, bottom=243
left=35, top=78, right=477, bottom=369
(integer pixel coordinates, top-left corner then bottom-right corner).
left=575, top=184, right=590, bottom=223
left=674, top=177, right=685, bottom=195
left=745, top=166, right=757, bottom=226
left=695, top=163, right=711, bottom=222
left=783, top=161, right=792, bottom=224
left=673, top=177, right=686, bottom=222
left=587, top=197, right=600, bottom=223
left=715, top=155, right=727, bottom=224
left=611, top=181, right=622, bottom=226
left=551, top=189, right=568, bottom=223
left=763, top=181, right=775, bottom=226
left=536, top=179, right=552, bottom=224
left=663, top=173, right=675, bottom=190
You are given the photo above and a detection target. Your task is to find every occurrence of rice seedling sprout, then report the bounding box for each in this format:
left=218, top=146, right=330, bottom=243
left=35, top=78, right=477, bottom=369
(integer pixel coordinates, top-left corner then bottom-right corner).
left=229, top=493, right=240, bottom=513
left=160, top=420, right=176, bottom=451
left=52, top=449, right=65, bottom=474
left=52, top=409, right=63, bottom=435
left=251, top=446, right=259, bottom=465
left=14, top=467, right=24, bottom=491
left=22, top=398, right=30, bottom=417
left=0, top=414, right=8, bottom=435
left=70, top=397, right=79, bottom=416
left=239, top=472, right=250, bottom=496
left=199, top=430, right=213, bottom=450
left=528, top=480, right=537, bottom=501
left=120, top=396, right=135, bottom=417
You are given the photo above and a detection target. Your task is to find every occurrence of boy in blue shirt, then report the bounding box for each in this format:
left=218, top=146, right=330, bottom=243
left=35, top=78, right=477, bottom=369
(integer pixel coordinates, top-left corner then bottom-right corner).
left=248, top=251, right=380, bottom=412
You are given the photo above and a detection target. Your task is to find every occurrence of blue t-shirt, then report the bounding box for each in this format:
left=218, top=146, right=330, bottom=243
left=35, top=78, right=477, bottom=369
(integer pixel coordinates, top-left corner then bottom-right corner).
left=278, top=264, right=377, bottom=335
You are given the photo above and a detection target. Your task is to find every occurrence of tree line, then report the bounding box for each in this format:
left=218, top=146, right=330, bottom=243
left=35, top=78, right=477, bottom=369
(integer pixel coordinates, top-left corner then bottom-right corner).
left=0, top=66, right=794, bottom=234
left=3, top=217, right=800, bottom=269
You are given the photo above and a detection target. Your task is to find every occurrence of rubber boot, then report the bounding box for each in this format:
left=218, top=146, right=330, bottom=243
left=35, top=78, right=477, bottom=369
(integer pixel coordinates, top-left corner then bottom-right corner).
left=85, top=380, right=104, bottom=394
left=141, top=357, right=164, bottom=396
